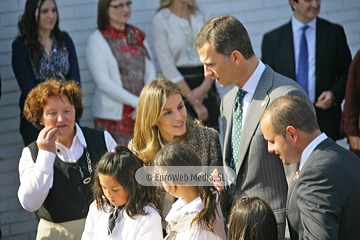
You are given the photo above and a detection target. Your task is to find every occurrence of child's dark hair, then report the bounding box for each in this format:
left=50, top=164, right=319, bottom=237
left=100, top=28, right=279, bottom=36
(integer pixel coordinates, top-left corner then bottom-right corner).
left=153, top=142, right=217, bottom=231
left=227, top=196, right=278, bottom=240
left=93, top=145, right=156, bottom=219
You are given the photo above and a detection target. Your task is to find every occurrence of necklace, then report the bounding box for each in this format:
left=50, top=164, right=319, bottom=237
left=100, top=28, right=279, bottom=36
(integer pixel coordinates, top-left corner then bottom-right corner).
left=78, top=147, right=93, bottom=184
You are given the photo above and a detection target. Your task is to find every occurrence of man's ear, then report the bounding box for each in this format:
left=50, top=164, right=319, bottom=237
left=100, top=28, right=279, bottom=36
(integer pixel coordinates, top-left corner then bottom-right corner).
left=231, top=50, right=244, bottom=64
left=289, top=0, right=297, bottom=10
left=286, top=126, right=298, bottom=141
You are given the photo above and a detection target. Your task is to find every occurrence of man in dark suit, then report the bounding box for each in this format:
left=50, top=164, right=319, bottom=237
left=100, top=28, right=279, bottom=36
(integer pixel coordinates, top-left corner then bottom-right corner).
left=195, top=15, right=313, bottom=240
left=260, top=95, right=360, bottom=240
left=261, top=0, right=352, bottom=141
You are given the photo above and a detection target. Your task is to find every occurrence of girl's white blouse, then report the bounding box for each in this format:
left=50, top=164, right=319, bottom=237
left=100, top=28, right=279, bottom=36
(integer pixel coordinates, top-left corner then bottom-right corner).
left=82, top=201, right=163, bottom=240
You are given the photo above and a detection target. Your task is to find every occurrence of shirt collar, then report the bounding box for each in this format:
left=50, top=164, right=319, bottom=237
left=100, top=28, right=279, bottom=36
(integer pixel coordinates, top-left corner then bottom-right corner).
left=109, top=23, right=127, bottom=34
left=291, top=15, right=317, bottom=32
left=75, top=123, right=87, bottom=147
left=165, top=197, right=202, bottom=223
left=239, top=60, right=266, bottom=94
left=55, top=123, right=86, bottom=148
left=299, top=133, right=327, bottom=170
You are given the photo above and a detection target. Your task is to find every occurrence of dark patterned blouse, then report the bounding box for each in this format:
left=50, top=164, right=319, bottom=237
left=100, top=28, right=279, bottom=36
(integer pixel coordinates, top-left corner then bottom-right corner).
left=30, top=35, right=70, bottom=83
left=100, top=24, right=150, bottom=97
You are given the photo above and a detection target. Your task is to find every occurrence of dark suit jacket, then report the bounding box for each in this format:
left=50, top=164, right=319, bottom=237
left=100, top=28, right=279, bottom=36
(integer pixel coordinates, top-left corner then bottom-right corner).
left=221, top=66, right=313, bottom=239
left=261, top=17, right=352, bottom=140
left=287, top=137, right=360, bottom=239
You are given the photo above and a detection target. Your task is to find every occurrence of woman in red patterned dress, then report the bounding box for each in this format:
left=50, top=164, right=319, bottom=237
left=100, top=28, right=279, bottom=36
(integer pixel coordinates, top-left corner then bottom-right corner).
left=86, top=0, right=156, bottom=145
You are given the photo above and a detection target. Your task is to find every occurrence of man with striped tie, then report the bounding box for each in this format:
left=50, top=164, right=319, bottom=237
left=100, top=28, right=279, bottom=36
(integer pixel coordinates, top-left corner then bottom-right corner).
left=195, top=15, right=313, bottom=240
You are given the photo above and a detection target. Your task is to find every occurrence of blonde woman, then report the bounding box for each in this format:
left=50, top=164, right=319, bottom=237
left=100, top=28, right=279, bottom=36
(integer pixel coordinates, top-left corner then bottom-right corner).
left=152, top=0, right=220, bottom=130
left=129, top=78, right=223, bottom=231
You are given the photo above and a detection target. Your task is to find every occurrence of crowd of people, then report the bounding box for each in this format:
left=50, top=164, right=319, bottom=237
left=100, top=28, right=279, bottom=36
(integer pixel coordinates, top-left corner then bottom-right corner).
left=11, top=0, right=360, bottom=239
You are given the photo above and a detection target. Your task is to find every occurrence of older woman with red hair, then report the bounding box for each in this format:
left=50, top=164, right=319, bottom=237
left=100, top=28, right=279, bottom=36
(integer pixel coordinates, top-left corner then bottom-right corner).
left=18, top=80, right=116, bottom=239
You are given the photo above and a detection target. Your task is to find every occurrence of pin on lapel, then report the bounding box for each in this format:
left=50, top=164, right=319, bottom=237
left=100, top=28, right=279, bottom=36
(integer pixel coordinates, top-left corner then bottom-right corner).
left=261, top=101, right=267, bottom=107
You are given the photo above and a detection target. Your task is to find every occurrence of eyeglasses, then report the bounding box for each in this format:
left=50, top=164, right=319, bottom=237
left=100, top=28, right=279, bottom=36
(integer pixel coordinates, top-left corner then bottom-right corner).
left=109, top=1, right=132, bottom=10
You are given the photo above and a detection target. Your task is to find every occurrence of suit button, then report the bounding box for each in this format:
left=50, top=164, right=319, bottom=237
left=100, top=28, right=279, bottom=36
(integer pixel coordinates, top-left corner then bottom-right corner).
left=78, top=187, right=81, bottom=191
left=82, top=209, right=86, bottom=213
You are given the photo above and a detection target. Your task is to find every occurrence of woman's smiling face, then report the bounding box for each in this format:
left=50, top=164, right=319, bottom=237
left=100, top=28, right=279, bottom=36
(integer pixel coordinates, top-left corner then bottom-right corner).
left=157, top=94, right=187, bottom=144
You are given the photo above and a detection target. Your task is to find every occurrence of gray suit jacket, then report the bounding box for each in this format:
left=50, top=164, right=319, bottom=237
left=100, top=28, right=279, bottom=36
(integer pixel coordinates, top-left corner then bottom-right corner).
left=221, top=66, right=312, bottom=237
left=287, top=138, right=360, bottom=240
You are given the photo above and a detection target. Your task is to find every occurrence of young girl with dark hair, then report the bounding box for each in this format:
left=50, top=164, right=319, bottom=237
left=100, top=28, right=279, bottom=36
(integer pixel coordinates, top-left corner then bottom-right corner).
left=154, top=142, right=226, bottom=240
left=82, top=145, right=163, bottom=240
left=82, top=145, right=162, bottom=239
left=12, top=0, right=80, bottom=146
left=227, top=196, right=278, bottom=240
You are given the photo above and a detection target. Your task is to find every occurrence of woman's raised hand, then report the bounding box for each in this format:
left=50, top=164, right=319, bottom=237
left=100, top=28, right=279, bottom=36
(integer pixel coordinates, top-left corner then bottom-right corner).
left=36, top=126, right=59, bottom=153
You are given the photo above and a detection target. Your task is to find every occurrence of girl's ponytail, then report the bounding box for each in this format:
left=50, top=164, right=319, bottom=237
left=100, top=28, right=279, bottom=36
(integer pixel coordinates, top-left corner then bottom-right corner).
left=192, top=185, right=217, bottom=230
left=154, top=142, right=221, bottom=230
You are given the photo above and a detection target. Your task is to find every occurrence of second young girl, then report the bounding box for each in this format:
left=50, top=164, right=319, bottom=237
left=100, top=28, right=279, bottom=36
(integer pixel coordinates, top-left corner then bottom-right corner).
left=227, top=196, right=278, bottom=240
left=82, top=145, right=162, bottom=239
left=154, top=142, right=226, bottom=240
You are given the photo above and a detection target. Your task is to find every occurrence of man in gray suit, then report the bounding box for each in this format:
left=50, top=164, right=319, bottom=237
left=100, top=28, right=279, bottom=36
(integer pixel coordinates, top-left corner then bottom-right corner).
left=194, top=15, right=313, bottom=239
left=260, top=96, right=360, bottom=240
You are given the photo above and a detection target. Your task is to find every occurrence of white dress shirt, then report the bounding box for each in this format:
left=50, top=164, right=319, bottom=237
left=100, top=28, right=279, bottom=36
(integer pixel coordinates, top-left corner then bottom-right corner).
left=237, top=60, right=266, bottom=129
left=82, top=202, right=162, bottom=240
left=299, top=133, right=327, bottom=171
left=292, top=16, right=317, bottom=102
left=152, top=8, right=207, bottom=83
left=17, top=123, right=117, bottom=212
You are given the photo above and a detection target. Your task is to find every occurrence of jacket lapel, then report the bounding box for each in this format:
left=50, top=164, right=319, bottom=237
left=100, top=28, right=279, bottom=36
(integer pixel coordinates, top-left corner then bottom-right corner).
left=236, top=67, right=273, bottom=173
left=301, top=137, right=333, bottom=171
left=315, top=18, right=327, bottom=88
left=223, top=86, right=238, bottom=163
left=287, top=137, right=333, bottom=204
left=222, top=87, right=238, bottom=187
left=283, top=21, right=296, bottom=80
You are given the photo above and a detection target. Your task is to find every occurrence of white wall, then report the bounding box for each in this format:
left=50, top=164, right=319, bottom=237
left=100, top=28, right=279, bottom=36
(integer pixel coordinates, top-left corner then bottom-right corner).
left=0, top=0, right=359, bottom=238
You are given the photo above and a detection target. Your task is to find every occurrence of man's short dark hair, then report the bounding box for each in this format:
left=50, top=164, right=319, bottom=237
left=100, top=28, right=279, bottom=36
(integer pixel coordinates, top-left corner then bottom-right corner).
left=194, top=15, right=255, bottom=59
left=262, top=96, right=319, bottom=136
